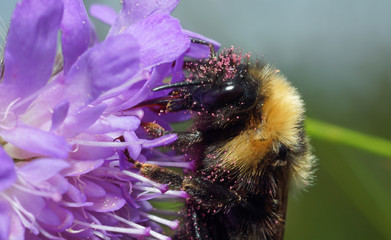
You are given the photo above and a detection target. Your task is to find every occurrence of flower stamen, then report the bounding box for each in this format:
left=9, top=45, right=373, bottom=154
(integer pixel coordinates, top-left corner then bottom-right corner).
left=146, top=160, right=195, bottom=169
left=13, top=183, right=62, bottom=201
left=1, top=193, right=38, bottom=231
left=0, top=193, right=62, bottom=239
left=73, top=219, right=151, bottom=237
left=140, top=211, right=179, bottom=230
left=70, top=139, right=143, bottom=148
left=133, top=185, right=188, bottom=199
left=122, top=170, right=169, bottom=193
left=0, top=97, right=20, bottom=122
left=60, top=201, right=94, bottom=208
left=109, top=213, right=171, bottom=240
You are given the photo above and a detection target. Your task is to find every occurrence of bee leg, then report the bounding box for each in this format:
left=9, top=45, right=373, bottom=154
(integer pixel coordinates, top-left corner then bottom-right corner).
left=135, top=163, right=213, bottom=240
left=189, top=37, right=217, bottom=59
left=176, top=205, right=213, bottom=240
left=142, top=122, right=203, bottom=146
left=174, top=131, right=203, bottom=147
left=134, top=163, right=238, bottom=240
left=137, top=161, right=243, bottom=213
left=135, top=162, right=184, bottom=191
left=135, top=164, right=213, bottom=240
left=174, top=178, right=239, bottom=240
left=182, top=177, right=243, bottom=213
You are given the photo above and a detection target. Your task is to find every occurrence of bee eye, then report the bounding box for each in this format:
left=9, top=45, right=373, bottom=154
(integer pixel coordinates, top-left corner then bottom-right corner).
left=201, top=84, right=243, bottom=107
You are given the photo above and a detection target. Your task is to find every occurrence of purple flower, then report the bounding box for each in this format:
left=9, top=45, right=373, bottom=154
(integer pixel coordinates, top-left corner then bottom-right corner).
left=0, top=0, right=220, bottom=239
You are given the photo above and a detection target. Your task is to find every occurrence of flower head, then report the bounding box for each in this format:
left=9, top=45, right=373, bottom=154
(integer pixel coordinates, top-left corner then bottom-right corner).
left=0, top=0, right=219, bottom=239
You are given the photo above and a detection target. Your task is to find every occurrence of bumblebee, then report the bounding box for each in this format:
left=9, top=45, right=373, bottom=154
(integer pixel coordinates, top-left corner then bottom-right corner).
left=133, top=38, right=315, bottom=240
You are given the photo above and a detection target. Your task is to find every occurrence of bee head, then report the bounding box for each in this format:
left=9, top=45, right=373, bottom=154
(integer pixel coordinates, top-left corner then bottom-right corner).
left=153, top=48, right=258, bottom=115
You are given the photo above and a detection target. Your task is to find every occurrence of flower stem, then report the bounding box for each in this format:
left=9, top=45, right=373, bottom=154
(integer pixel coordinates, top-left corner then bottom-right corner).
left=306, top=118, right=391, bottom=158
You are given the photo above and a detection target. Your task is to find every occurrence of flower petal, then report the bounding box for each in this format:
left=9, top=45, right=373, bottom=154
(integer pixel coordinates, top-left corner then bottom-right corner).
left=0, top=147, right=16, bottom=192
left=18, top=158, right=70, bottom=184
left=86, top=115, right=140, bottom=134
left=20, top=81, right=66, bottom=129
left=9, top=210, right=25, bottom=240
left=109, top=0, right=180, bottom=34
left=170, top=54, right=185, bottom=83
left=93, top=212, right=119, bottom=226
left=85, top=193, right=126, bottom=212
left=183, top=30, right=221, bottom=59
left=142, top=134, right=178, bottom=149
left=65, top=185, right=86, bottom=204
left=124, top=131, right=142, bottom=160
left=61, top=103, right=106, bottom=137
left=62, top=160, right=104, bottom=177
left=47, top=175, right=69, bottom=195
left=3, top=0, right=63, bottom=101
left=65, top=34, right=140, bottom=110
left=140, top=108, right=174, bottom=131
left=12, top=192, right=46, bottom=217
left=37, top=202, right=73, bottom=232
left=63, top=211, right=93, bottom=239
left=0, top=200, right=10, bottom=240
left=118, top=150, right=133, bottom=171
left=125, top=0, right=180, bottom=21
left=83, top=180, right=106, bottom=198
left=0, top=126, right=70, bottom=159
left=61, top=0, right=91, bottom=74
left=69, top=143, right=115, bottom=161
left=90, top=4, right=118, bottom=25
left=50, top=101, right=70, bottom=132
left=126, top=14, right=190, bottom=67
left=119, top=63, right=171, bottom=111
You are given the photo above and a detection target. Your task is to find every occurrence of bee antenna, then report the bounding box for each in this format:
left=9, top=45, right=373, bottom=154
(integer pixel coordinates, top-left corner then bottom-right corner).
left=190, top=37, right=217, bottom=59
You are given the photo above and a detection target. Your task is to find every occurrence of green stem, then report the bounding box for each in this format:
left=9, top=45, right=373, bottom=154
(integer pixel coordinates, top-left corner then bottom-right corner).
left=306, top=118, right=391, bottom=158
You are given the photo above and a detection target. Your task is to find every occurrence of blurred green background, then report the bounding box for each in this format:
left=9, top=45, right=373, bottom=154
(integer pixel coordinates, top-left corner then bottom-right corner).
left=2, top=0, right=391, bottom=239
